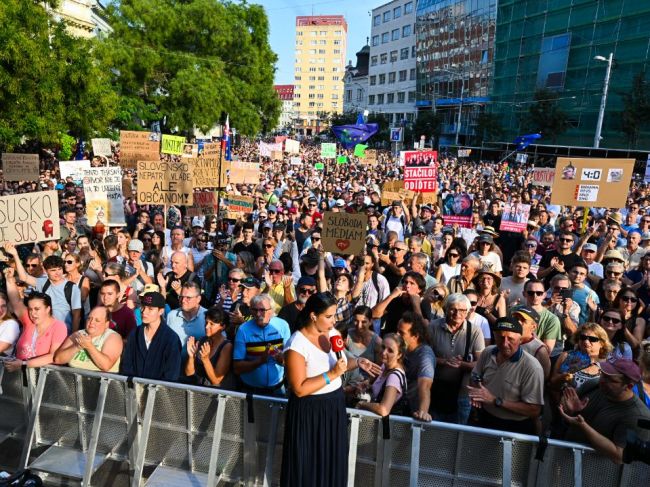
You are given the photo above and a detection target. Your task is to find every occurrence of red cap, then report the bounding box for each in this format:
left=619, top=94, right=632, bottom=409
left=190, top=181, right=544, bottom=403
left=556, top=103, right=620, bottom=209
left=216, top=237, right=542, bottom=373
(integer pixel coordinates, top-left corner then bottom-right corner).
left=330, top=335, right=345, bottom=353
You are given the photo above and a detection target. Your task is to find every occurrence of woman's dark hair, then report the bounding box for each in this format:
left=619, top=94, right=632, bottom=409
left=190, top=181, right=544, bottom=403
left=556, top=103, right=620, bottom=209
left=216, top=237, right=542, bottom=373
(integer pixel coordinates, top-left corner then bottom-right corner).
left=152, top=230, right=166, bottom=249
left=205, top=306, right=226, bottom=326
left=352, top=305, right=373, bottom=322
left=296, top=292, right=338, bottom=330
left=25, top=291, right=53, bottom=311
left=319, top=199, right=330, bottom=211
left=600, top=308, right=626, bottom=350
left=445, top=243, right=466, bottom=263
left=614, top=286, right=642, bottom=317
left=279, top=252, right=293, bottom=274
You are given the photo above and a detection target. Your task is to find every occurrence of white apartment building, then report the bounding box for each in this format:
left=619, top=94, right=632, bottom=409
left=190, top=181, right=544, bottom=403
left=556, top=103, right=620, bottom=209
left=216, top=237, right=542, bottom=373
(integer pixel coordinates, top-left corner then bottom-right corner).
left=368, top=0, right=418, bottom=126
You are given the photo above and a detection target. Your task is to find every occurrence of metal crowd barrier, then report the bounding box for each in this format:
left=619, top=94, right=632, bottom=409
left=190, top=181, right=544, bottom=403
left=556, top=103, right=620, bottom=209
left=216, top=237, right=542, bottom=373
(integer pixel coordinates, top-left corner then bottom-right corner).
left=1, top=365, right=649, bottom=486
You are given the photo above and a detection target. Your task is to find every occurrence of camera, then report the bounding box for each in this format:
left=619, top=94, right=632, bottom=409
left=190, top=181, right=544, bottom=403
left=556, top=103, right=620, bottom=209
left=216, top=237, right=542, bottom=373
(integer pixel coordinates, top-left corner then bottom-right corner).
left=560, top=289, right=573, bottom=300
left=623, top=419, right=650, bottom=464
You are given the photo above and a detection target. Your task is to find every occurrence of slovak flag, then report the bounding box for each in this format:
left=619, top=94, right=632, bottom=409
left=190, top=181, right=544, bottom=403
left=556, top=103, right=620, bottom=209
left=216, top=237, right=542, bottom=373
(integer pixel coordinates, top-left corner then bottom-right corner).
left=222, top=114, right=232, bottom=161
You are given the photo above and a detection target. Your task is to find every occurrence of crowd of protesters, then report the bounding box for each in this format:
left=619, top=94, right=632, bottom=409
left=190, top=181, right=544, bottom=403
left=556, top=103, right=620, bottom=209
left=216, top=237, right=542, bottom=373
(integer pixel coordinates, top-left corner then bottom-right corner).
left=0, top=136, right=649, bottom=466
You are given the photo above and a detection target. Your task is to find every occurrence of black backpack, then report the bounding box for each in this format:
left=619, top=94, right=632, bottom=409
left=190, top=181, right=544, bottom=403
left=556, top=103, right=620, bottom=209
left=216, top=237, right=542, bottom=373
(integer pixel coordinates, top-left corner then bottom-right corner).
left=376, top=368, right=410, bottom=417
left=41, top=280, right=74, bottom=309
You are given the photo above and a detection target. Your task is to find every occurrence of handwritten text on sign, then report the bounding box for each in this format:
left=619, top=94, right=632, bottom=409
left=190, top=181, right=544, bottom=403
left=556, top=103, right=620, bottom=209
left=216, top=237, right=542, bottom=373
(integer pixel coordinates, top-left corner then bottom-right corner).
left=2, top=153, right=40, bottom=181
left=321, top=211, right=367, bottom=256
left=119, top=131, right=160, bottom=169
left=531, top=167, right=555, bottom=187
left=0, top=191, right=60, bottom=244
left=137, top=160, right=194, bottom=206
left=82, top=167, right=125, bottom=226
left=193, top=157, right=219, bottom=188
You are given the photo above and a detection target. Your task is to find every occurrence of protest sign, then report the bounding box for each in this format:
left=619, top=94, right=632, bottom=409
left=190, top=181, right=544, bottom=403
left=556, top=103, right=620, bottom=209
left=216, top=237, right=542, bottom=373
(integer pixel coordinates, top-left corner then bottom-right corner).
left=364, top=149, right=378, bottom=166
left=322, top=211, right=367, bottom=256
left=337, top=155, right=347, bottom=164
left=186, top=191, right=218, bottom=217
left=119, top=131, right=160, bottom=169
left=271, top=150, right=283, bottom=161
left=228, top=161, right=260, bottom=185
left=321, top=143, right=336, bottom=159
left=285, top=139, right=300, bottom=154
left=0, top=191, right=60, bottom=244
left=354, top=144, right=368, bottom=157
left=59, top=160, right=91, bottom=182
left=224, top=195, right=254, bottom=219
left=182, top=144, right=198, bottom=158
left=499, top=203, right=531, bottom=233
left=260, top=142, right=282, bottom=158
left=274, top=135, right=287, bottom=144
left=516, top=153, right=528, bottom=163
left=2, top=153, right=39, bottom=181
left=550, top=157, right=634, bottom=208
left=531, top=167, right=555, bottom=187
left=82, top=167, right=125, bottom=227
left=645, top=156, right=650, bottom=184
left=136, top=160, right=193, bottom=205
left=202, top=143, right=220, bottom=158
left=290, top=156, right=302, bottom=166
left=314, top=162, right=324, bottom=170
left=193, top=157, right=219, bottom=188
left=91, top=138, right=112, bottom=157
left=161, top=135, right=186, bottom=155
left=441, top=193, right=473, bottom=228
left=403, top=150, right=438, bottom=192
left=458, top=149, right=472, bottom=158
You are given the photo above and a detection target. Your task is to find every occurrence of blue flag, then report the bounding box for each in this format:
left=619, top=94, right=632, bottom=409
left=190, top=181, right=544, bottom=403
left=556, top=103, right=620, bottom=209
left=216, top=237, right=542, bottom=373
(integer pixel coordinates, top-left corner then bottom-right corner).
left=332, top=113, right=379, bottom=149
left=513, top=133, right=542, bottom=151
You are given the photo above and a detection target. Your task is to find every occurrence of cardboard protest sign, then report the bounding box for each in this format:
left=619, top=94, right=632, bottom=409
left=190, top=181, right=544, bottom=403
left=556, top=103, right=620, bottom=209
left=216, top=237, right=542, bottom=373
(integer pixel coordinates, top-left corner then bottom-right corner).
left=260, top=142, right=282, bottom=158
left=59, top=160, right=91, bottom=183
left=285, top=139, right=300, bottom=154
left=381, top=180, right=404, bottom=205
left=186, top=191, right=218, bottom=217
left=91, top=138, right=112, bottom=157
left=441, top=193, right=473, bottom=228
left=182, top=144, right=198, bottom=158
left=354, top=144, right=367, bottom=157
left=550, top=157, right=634, bottom=208
left=321, top=143, right=336, bottom=159
left=531, top=167, right=555, bottom=187
left=224, top=195, right=254, bottom=219
left=515, top=153, right=528, bottom=163
left=271, top=150, right=283, bottom=161
left=0, top=191, right=60, bottom=244
left=193, top=157, right=220, bottom=188
left=2, top=153, right=39, bottom=181
left=119, top=131, right=160, bottom=169
left=136, top=160, right=193, bottom=205
left=228, top=161, right=260, bottom=185
left=499, top=203, right=531, bottom=233
left=82, top=167, right=125, bottom=227
left=458, top=149, right=472, bottom=158
left=322, top=211, right=367, bottom=256
left=161, top=135, right=186, bottom=155
left=202, top=143, right=220, bottom=158
left=364, top=149, right=378, bottom=165
left=403, top=150, right=438, bottom=192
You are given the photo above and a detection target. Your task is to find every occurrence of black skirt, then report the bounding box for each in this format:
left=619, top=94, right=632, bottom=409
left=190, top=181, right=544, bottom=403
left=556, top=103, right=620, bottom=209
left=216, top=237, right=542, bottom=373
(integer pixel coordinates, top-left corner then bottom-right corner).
left=280, top=388, right=348, bottom=487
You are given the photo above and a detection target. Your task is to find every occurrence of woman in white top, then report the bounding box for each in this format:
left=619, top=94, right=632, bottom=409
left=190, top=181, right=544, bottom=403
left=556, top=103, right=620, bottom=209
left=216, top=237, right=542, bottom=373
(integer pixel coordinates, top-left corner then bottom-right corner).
left=435, top=244, right=464, bottom=285
left=0, top=293, right=20, bottom=357
left=281, top=292, right=380, bottom=487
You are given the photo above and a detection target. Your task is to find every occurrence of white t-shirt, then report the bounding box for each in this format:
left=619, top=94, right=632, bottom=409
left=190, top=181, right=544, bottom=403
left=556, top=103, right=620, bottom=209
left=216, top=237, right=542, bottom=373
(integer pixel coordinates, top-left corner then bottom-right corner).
left=284, top=329, right=345, bottom=395
left=0, top=319, right=20, bottom=357
left=469, top=251, right=503, bottom=273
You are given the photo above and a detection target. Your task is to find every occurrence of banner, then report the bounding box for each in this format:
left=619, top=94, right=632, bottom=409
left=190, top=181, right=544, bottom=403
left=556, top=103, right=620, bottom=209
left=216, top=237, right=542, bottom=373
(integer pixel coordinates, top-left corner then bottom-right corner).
left=91, top=138, right=112, bottom=157
left=499, top=203, right=531, bottom=233
left=516, top=153, right=528, bottom=163
left=59, top=160, right=91, bottom=183
left=458, top=149, right=472, bottom=158
left=403, top=150, right=438, bottom=192
left=337, top=155, right=347, bottom=164
left=2, top=153, right=39, bottom=181
left=186, top=191, right=218, bottom=217
left=161, top=135, right=186, bottom=155
left=228, top=161, right=260, bottom=185
left=82, top=167, right=125, bottom=227
left=119, top=131, right=160, bottom=169
left=182, top=144, right=198, bottom=158
left=260, top=142, right=282, bottom=158
left=193, top=157, right=219, bottom=188
left=531, top=167, right=555, bottom=187
left=550, top=157, right=634, bottom=207
left=224, top=195, right=254, bottom=219
left=285, top=139, right=300, bottom=154
left=314, top=162, right=324, bottom=170
left=322, top=211, right=367, bottom=256
left=136, top=160, right=193, bottom=205
left=0, top=191, right=60, bottom=244
left=441, top=193, right=473, bottom=228
left=321, top=143, right=336, bottom=159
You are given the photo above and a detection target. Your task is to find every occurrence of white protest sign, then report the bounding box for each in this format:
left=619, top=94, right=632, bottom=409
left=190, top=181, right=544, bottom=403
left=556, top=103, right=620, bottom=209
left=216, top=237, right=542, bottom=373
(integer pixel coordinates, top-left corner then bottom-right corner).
left=91, top=138, right=112, bottom=157
left=82, top=167, right=125, bottom=226
left=285, top=139, right=300, bottom=154
left=59, top=160, right=91, bottom=182
left=0, top=191, right=60, bottom=244
left=531, top=167, right=555, bottom=187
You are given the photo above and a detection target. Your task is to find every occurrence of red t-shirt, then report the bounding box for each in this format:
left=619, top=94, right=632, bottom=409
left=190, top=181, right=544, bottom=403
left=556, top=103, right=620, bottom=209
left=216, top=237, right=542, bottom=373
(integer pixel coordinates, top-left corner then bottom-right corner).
left=109, top=305, right=137, bottom=339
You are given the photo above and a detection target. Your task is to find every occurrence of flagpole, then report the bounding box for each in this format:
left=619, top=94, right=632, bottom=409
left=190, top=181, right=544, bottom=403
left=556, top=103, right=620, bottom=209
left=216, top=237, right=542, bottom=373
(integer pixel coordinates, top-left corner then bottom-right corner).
left=216, top=130, right=224, bottom=229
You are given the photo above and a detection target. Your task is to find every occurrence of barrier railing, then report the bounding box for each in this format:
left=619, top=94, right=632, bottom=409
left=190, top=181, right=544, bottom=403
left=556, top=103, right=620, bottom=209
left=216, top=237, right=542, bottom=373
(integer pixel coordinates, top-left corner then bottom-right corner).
left=1, top=365, right=649, bottom=486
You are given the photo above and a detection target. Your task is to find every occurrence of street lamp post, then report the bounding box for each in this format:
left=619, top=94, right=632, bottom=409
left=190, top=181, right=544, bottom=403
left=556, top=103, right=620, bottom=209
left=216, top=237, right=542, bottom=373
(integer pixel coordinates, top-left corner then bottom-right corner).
left=593, top=52, right=614, bottom=149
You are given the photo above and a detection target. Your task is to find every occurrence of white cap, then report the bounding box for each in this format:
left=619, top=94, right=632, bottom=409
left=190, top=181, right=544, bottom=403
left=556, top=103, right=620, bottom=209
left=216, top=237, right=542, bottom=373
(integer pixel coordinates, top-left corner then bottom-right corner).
left=191, top=216, right=205, bottom=228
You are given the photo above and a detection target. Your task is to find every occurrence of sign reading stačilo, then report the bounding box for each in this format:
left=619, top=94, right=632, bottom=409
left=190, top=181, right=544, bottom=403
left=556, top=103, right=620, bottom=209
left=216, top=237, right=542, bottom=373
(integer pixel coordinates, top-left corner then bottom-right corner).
left=82, top=167, right=125, bottom=227
left=1, top=153, right=40, bottom=181
left=0, top=190, right=60, bottom=244
left=321, top=211, right=367, bottom=256
left=136, top=160, right=194, bottom=206
left=403, top=150, right=438, bottom=192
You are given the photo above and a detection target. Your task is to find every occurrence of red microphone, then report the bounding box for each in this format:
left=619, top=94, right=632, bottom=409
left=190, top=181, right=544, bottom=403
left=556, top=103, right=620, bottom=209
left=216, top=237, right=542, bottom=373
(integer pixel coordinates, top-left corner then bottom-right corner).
left=330, top=335, right=345, bottom=360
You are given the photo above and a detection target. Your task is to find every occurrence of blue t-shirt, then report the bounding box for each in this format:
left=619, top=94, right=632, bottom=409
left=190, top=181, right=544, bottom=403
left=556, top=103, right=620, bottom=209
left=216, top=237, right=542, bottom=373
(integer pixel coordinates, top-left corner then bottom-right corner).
left=36, top=277, right=81, bottom=331
left=571, top=287, right=599, bottom=325
left=166, top=307, right=206, bottom=354
left=233, top=317, right=291, bottom=388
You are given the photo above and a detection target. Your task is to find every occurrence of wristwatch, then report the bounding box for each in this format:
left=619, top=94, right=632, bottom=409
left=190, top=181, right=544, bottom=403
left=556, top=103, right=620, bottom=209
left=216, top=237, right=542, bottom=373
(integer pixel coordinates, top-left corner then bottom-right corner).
left=494, top=397, right=503, bottom=408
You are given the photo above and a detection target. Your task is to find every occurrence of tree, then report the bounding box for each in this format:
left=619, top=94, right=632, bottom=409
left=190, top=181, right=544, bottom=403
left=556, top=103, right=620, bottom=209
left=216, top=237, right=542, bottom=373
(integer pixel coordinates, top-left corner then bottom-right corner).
left=412, top=110, right=443, bottom=148
left=523, top=89, right=569, bottom=143
left=620, top=72, right=650, bottom=147
left=475, top=111, right=504, bottom=145
left=99, top=0, right=281, bottom=136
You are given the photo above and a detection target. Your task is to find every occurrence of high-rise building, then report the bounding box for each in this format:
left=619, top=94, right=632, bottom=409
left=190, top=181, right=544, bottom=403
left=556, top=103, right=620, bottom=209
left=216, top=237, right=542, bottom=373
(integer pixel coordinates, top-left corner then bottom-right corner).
left=293, top=15, right=348, bottom=135
left=415, top=0, right=497, bottom=147
left=368, top=1, right=418, bottom=127
left=491, top=1, right=650, bottom=149
left=273, top=85, right=295, bottom=132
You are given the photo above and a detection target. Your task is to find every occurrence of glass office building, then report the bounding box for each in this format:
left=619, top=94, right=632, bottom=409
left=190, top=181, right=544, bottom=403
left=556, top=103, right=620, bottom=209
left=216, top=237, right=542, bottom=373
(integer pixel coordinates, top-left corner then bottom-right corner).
left=415, top=0, right=497, bottom=146
left=491, top=1, right=650, bottom=149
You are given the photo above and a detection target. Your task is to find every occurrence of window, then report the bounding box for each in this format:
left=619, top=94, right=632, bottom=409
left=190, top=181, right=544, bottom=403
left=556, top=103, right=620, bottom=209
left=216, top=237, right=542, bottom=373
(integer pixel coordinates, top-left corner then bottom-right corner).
left=388, top=72, right=396, bottom=84
left=373, top=15, right=381, bottom=26
left=393, top=6, right=401, bottom=18
left=310, top=40, right=317, bottom=45
left=309, top=76, right=315, bottom=80
left=402, top=25, right=412, bottom=37
left=399, top=70, right=407, bottom=82
left=411, top=45, right=416, bottom=58
left=390, top=50, right=398, bottom=62
left=332, top=67, right=339, bottom=72
left=317, top=85, right=325, bottom=90
left=400, top=47, right=409, bottom=60
left=380, top=53, right=388, bottom=64
left=356, top=89, right=363, bottom=101
left=382, top=32, right=389, bottom=44
left=319, top=40, right=326, bottom=45
left=387, top=93, right=395, bottom=104
left=318, top=76, right=325, bottom=80
left=308, top=94, right=315, bottom=98
left=317, top=94, right=324, bottom=99
left=318, top=49, right=326, bottom=54
left=369, top=95, right=375, bottom=105
left=383, top=11, right=391, bottom=22
left=319, top=31, right=326, bottom=35
left=334, top=40, right=341, bottom=45
left=372, top=35, right=379, bottom=46
left=309, top=85, right=315, bottom=90
left=371, top=55, right=378, bottom=66
left=392, top=29, right=400, bottom=41
left=334, top=30, right=341, bottom=36
left=334, top=49, right=341, bottom=54
left=332, top=76, right=340, bottom=80
left=297, top=31, right=303, bottom=36
left=332, top=94, right=338, bottom=99
left=377, top=94, right=384, bottom=104
left=409, top=68, right=416, bottom=80
left=308, top=67, right=316, bottom=72
left=397, top=92, right=405, bottom=103
left=332, top=102, right=338, bottom=108
left=370, top=75, right=377, bottom=86
left=296, top=67, right=302, bottom=72
left=408, top=91, right=416, bottom=102
left=379, top=74, right=386, bottom=84
left=309, top=102, right=315, bottom=107
left=296, top=76, right=302, bottom=81
left=404, top=2, right=413, bottom=14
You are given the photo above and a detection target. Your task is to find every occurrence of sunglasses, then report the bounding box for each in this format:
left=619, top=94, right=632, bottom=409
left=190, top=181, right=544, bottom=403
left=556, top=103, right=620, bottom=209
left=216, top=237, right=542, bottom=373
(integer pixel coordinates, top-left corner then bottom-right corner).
left=469, top=301, right=478, bottom=306
left=26, top=264, right=39, bottom=268
left=263, top=244, right=274, bottom=248
left=525, top=243, right=537, bottom=248
left=559, top=238, right=574, bottom=243
left=228, top=277, right=241, bottom=282
left=526, top=290, right=545, bottom=296
left=621, top=296, right=638, bottom=303
left=601, top=316, right=622, bottom=324
left=269, top=269, right=283, bottom=274
left=579, top=334, right=600, bottom=343
left=64, top=260, right=76, bottom=265
left=312, top=237, right=321, bottom=241
left=448, top=253, right=459, bottom=258
left=298, top=288, right=316, bottom=295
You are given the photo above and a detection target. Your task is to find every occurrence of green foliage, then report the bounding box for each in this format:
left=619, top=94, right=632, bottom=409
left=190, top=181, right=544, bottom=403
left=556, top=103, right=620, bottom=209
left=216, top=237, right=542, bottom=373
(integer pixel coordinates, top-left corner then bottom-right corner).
left=58, top=133, right=76, bottom=160
left=620, top=72, right=650, bottom=147
left=523, top=89, right=569, bottom=143
left=475, top=111, right=504, bottom=145
left=100, top=0, right=281, bottom=135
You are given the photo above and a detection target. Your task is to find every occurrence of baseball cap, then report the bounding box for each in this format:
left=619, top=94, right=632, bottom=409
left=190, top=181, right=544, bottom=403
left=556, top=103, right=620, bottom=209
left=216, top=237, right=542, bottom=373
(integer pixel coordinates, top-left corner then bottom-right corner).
left=139, top=284, right=160, bottom=296
left=297, top=276, right=317, bottom=288
left=600, top=358, right=641, bottom=382
left=494, top=316, right=523, bottom=334
left=333, top=257, right=347, bottom=269
left=420, top=205, right=432, bottom=212
left=263, top=221, right=273, bottom=230
left=273, top=221, right=285, bottom=231
left=128, top=239, right=144, bottom=252
left=335, top=199, right=345, bottom=207
left=478, top=234, right=494, bottom=244
left=391, top=200, right=401, bottom=207
left=191, top=216, right=205, bottom=228
left=240, top=277, right=261, bottom=289
left=582, top=243, right=597, bottom=252
left=413, top=225, right=426, bottom=234
left=140, top=292, right=166, bottom=309
left=268, top=205, right=278, bottom=213
left=510, top=305, right=540, bottom=323
left=641, top=231, right=650, bottom=241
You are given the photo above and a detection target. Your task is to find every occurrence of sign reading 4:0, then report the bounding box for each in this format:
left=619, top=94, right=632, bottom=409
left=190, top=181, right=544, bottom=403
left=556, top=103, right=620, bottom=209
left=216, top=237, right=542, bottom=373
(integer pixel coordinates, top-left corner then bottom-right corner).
left=580, top=168, right=602, bottom=181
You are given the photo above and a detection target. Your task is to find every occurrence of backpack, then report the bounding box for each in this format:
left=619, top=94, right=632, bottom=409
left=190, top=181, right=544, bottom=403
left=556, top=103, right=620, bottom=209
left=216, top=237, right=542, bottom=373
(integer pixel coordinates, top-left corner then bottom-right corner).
left=41, top=280, right=74, bottom=309
left=376, top=368, right=410, bottom=417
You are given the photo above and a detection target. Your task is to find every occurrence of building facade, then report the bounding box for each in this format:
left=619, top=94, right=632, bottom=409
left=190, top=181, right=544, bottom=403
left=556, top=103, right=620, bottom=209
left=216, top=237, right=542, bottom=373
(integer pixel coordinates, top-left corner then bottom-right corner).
left=293, top=15, right=348, bottom=135
left=47, top=0, right=110, bottom=38
left=343, top=45, right=370, bottom=114
left=368, top=1, right=418, bottom=127
left=415, top=0, right=497, bottom=147
left=491, top=0, right=650, bottom=149
left=273, top=85, right=295, bottom=132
